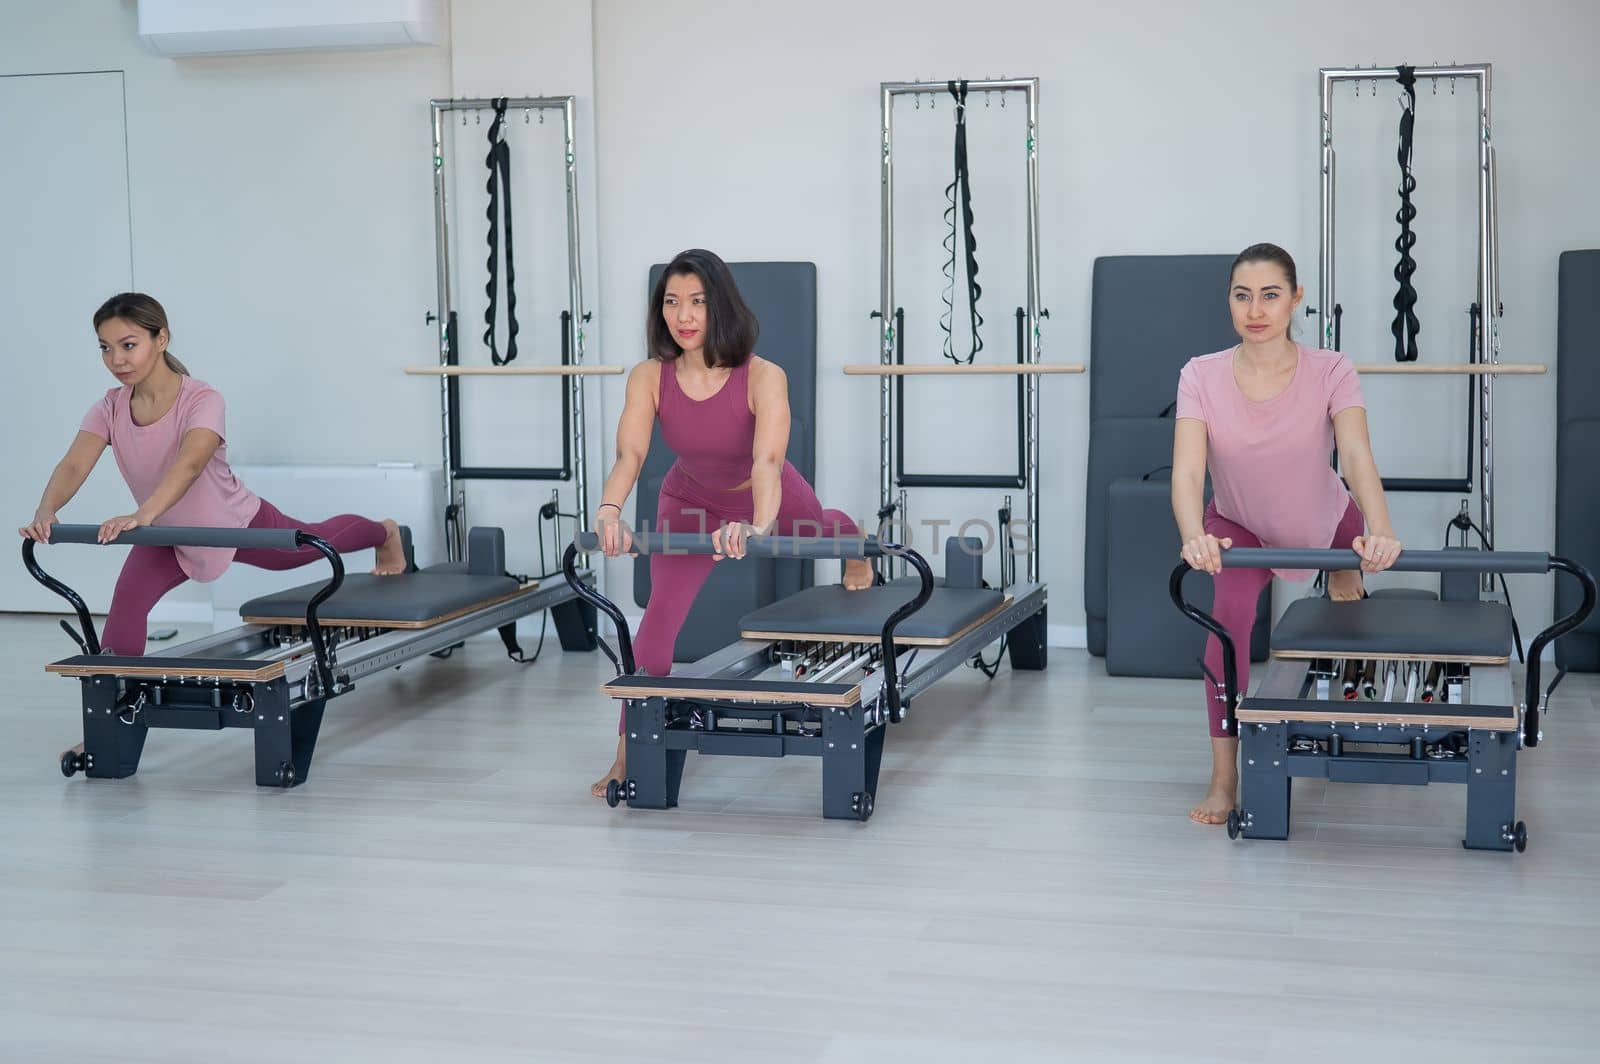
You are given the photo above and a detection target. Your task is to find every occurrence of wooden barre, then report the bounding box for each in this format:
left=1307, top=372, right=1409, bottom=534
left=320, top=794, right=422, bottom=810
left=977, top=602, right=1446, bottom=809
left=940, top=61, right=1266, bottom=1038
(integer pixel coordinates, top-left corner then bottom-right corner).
left=842, top=364, right=1087, bottom=376
left=1353, top=363, right=1546, bottom=376
left=404, top=365, right=625, bottom=377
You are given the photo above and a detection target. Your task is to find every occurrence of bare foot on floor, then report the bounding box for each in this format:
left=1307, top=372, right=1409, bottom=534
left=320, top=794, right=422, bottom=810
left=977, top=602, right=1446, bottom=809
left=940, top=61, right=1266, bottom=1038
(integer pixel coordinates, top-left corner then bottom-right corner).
left=1190, top=780, right=1237, bottom=825
left=1328, top=568, right=1365, bottom=602
left=591, top=758, right=625, bottom=799
left=372, top=519, right=407, bottom=576
left=843, top=558, right=873, bottom=590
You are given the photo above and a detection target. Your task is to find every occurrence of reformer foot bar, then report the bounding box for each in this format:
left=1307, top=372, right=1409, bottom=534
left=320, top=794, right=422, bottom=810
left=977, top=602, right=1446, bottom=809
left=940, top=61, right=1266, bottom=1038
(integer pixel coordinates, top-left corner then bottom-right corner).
left=564, top=531, right=1049, bottom=821
left=1171, top=547, right=1596, bottom=852
left=27, top=523, right=599, bottom=788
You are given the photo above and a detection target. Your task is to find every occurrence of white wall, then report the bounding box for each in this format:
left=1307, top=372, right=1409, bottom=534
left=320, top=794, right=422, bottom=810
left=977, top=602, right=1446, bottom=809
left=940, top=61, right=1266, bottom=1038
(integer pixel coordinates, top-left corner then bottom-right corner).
left=4, top=0, right=1597, bottom=640
left=591, top=0, right=1600, bottom=637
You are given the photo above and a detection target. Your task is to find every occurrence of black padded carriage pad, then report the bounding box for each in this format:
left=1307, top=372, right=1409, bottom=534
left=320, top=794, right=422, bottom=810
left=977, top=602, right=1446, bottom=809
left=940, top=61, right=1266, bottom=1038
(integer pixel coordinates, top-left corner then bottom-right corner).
left=1271, top=597, right=1513, bottom=660
left=740, top=585, right=1005, bottom=643
left=240, top=569, right=529, bottom=628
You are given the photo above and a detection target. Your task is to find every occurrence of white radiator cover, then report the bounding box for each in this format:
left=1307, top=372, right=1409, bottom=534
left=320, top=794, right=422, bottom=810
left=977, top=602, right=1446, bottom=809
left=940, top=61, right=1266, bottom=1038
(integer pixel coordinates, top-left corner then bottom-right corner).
left=207, top=463, right=445, bottom=622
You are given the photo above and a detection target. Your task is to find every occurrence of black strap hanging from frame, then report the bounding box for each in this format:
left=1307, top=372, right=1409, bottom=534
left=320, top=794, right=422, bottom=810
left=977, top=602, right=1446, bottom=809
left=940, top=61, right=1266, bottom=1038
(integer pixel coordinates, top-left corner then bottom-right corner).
left=941, top=80, right=983, bottom=365
left=1391, top=67, right=1420, bottom=362
left=484, top=98, right=520, bottom=366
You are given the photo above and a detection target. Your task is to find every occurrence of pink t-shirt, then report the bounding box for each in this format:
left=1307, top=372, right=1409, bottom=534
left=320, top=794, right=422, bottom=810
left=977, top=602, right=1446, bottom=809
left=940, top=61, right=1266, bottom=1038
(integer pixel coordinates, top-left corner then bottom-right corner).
left=80, top=377, right=262, bottom=582
left=1175, top=344, right=1364, bottom=578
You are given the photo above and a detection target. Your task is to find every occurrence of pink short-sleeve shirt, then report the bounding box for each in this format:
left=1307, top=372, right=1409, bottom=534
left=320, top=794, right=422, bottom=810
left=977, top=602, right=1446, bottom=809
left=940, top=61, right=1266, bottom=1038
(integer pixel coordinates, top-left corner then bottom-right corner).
left=80, top=377, right=262, bottom=581
left=1175, top=344, right=1364, bottom=576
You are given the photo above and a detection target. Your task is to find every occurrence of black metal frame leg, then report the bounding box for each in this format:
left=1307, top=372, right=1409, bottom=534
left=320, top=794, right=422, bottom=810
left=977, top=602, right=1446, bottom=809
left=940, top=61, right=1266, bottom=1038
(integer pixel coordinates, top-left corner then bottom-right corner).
left=624, top=697, right=684, bottom=809
left=1239, top=723, right=1292, bottom=840
left=821, top=707, right=884, bottom=820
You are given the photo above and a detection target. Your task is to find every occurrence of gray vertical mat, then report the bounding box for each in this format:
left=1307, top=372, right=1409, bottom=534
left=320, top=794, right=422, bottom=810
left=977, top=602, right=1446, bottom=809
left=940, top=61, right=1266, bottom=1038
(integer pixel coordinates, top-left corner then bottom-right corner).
left=1106, top=477, right=1269, bottom=678
left=1085, top=254, right=1268, bottom=668
left=1089, top=255, right=1238, bottom=421
left=1557, top=251, right=1600, bottom=671
left=632, top=261, right=819, bottom=664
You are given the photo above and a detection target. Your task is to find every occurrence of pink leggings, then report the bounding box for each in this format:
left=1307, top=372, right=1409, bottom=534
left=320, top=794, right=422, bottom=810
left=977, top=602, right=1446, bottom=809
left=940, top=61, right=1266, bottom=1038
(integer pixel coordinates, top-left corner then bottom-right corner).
left=622, top=464, right=859, bottom=731
left=1201, top=496, right=1364, bottom=738
left=100, top=499, right=387, bottom=656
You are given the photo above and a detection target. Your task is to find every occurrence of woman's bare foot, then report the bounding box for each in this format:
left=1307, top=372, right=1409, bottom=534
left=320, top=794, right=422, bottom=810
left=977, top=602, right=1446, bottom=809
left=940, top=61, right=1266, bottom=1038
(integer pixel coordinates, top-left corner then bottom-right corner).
left=371, top=519, right=407, bottom=576
left=1190, top=779, right=1238, bottom=824
left=591, top=735, right=626, bottom=798
left=1191, top=736, right=1239, bottom=824
left=843, top=558, right=873, bottom=591
left=1328, top=568, right=1365, bottom=602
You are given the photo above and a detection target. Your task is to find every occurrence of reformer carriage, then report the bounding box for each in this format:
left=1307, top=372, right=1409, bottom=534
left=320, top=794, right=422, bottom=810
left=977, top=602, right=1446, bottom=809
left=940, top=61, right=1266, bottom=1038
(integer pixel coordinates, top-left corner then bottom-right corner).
left=1171, top=547, right=1595, bottom=852
left=565, top=530, right=1049, bottom=821
left=29, top=523, right=597, bottom=787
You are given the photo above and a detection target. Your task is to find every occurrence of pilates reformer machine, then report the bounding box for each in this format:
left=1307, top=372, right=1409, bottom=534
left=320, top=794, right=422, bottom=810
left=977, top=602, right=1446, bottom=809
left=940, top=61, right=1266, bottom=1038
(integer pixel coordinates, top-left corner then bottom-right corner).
left=563, top=530, right=1049, bottom=821
left=1315, top=62, right=1544, bottom=588
left=853, top=76, right=1082, bottom=671
left=1171, top=547, right=1596, bottom=852
left=27, top=521, right=584, bottom=788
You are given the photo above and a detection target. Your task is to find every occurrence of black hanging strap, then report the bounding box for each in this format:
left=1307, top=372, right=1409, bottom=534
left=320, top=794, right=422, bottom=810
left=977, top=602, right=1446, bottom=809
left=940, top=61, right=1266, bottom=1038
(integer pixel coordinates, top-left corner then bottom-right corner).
left=940, top=80, right=983, bottom=364
left=1391, top=67, right=1420, bottom=362
left=484, top=98, right=520, bottom=366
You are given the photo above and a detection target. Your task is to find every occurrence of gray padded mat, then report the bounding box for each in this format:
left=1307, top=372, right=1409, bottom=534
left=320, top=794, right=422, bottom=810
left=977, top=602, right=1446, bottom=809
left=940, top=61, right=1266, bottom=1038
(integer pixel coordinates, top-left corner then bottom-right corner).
left=1085, top=255, right=1244, bottom=665
left=740, top=585, right=1004, bottom=642
left=241, top=570, right=522, bottom=625
left=1557, top=251, right=1600, bottom=670
left=1106, top=478, right=1268, bottom=677
left=1090, top=255, right=1239, bottom=420
left=633, top=261, right=819, bottom=661
left=1271, top=597, right=1513, bottom=659
left=1084, top=417, right=1177, bottom=635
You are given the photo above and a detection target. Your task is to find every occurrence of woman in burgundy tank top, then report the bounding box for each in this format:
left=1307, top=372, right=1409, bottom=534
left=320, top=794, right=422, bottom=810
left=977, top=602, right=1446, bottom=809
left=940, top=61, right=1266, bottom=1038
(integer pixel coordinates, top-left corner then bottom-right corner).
left=588, top=249, right=869, bottom=797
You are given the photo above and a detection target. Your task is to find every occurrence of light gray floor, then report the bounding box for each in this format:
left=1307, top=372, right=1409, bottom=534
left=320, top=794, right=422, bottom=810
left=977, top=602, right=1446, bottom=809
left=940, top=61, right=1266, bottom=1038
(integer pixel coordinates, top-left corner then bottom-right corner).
left=2, top=613, right=1597, bottom=1063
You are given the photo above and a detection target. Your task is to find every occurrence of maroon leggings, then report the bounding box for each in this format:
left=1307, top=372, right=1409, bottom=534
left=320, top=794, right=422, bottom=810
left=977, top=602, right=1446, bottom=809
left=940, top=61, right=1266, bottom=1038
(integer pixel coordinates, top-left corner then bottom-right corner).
left=621, top=464, right=860, bottom=733
left=1200, top=496, right=1364, bottom=738
left=100, top=499, right=387, bottom=656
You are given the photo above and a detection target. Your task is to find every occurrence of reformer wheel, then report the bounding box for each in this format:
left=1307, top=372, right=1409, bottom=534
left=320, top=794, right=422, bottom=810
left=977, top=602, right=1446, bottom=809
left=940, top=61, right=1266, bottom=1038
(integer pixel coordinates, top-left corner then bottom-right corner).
left=1226, top=810, right=1242, bottom=840
left=605, top=778, right=636, bottom=808
left=59, top=750, right=85, bottom=778
left=274, top=761, right=296, bottom=788
left=1513, top=821, right=1528, bottom=853
left=851, top=791, right=874, bottom=822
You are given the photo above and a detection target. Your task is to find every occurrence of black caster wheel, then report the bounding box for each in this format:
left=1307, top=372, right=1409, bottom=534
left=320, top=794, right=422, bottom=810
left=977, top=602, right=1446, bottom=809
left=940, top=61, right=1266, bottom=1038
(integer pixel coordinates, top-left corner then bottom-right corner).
left=60, top=750, right=85, bottom=778
left=851, top=791, right=874, bottom=822
left=1513, top=821, right=1528, bottom=853
left=606, top=778, right=635, bottom=808
left=1226, top=810, right=1242, bottom=840
left=274, top=761, right=296, bottom=788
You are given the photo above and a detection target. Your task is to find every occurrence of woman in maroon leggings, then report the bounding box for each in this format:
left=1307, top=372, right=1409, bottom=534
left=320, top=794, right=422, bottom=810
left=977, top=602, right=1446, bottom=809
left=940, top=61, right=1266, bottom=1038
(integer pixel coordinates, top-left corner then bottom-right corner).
left=590, top=249, right=869, bottom=797
left=1171, top=244, right=1403, bottom=825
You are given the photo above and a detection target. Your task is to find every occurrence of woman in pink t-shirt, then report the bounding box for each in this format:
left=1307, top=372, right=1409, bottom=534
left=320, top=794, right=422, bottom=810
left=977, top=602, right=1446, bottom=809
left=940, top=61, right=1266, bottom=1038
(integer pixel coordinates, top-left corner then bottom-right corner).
left=18, top=293, right=409, bottom=665
left=1171, top=244, right=1403, bottom=826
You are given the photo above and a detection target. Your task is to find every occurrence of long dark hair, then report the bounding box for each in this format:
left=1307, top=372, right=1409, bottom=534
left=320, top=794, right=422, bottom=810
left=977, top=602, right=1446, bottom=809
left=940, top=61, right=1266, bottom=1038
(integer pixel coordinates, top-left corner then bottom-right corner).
left=93, top=292, right=190, bottom=375
left=646, top=249, right=758, bottom=367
